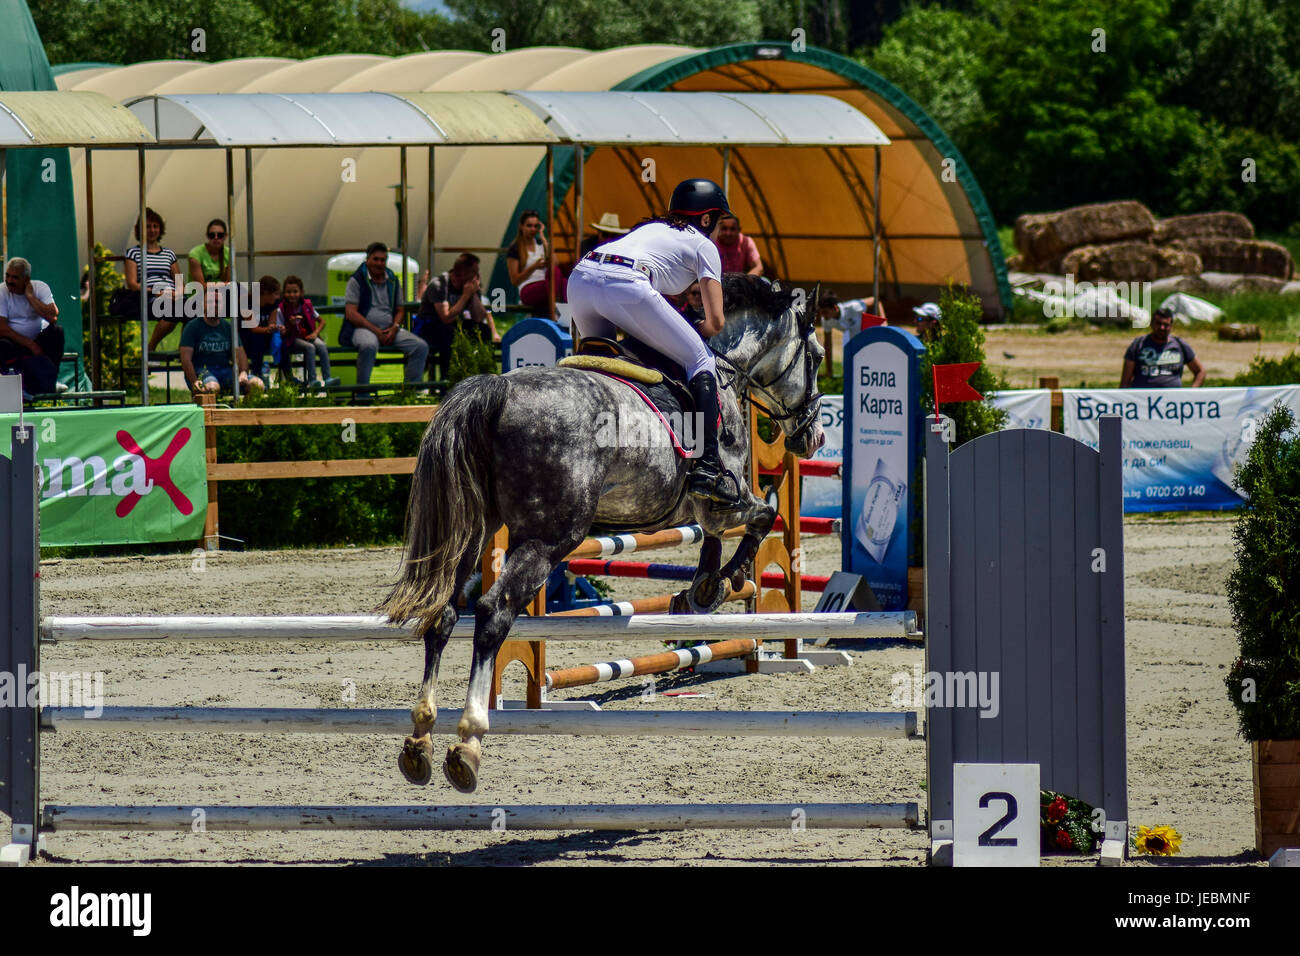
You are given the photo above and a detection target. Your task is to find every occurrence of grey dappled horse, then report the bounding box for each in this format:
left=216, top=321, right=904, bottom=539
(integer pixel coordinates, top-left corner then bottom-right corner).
left=382, top=274, right=826, bottom=792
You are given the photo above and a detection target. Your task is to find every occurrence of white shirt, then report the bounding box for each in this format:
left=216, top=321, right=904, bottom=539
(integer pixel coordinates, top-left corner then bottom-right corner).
left=835, top=298, right=870, bottom=334
left=0, top=280, right=55, bottom=338
left=592, top=222, right=722, bottom=296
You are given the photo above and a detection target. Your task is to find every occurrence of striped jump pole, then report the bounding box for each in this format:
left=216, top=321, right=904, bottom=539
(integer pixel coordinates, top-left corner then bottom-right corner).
left=545, top=638, right=758, bottom=691
left=549, top=580, right=756, bottom=617
left=757, top=459, right=840, bottom=478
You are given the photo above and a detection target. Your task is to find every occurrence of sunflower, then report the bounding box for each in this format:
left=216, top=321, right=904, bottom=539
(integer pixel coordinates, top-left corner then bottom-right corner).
left=1134, top=825, right=1182, bottom=856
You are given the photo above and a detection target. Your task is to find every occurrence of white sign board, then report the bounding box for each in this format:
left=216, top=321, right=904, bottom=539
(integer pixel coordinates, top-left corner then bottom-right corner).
left=953, top=763, right=1040, bottom=867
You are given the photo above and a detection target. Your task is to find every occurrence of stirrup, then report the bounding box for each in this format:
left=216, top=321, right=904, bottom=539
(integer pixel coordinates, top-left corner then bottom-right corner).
left=687, top=462, right=742, bottom=506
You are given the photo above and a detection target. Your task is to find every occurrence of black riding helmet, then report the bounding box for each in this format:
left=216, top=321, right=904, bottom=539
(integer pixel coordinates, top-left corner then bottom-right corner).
left=668, top=178, right=729, bottom=235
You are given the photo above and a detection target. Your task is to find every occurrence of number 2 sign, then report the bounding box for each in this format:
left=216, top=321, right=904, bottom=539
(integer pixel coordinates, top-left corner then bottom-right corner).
left=953, top=763, right=1039, bottom=867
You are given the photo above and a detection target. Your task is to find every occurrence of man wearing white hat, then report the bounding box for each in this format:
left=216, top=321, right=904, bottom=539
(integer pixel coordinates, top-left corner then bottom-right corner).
left=913, top=301, right=942, bottom=341
left=580, top=212, right=630, bottom=257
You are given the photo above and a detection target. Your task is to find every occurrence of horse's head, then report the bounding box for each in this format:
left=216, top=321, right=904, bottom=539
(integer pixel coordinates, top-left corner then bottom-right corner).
left=715, top=275, right=826, bottom=458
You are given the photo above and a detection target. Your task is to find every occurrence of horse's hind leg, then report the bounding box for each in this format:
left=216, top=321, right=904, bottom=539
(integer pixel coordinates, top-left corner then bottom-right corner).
left=398, top=607, right=456, bottom=785
left=399, top=543, right=482, bottom=786
left=444, top=536, right=570, bottom=794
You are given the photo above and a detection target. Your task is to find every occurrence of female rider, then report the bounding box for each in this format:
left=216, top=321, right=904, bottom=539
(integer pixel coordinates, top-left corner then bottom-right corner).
left=566, top=178, right=738, bottom=506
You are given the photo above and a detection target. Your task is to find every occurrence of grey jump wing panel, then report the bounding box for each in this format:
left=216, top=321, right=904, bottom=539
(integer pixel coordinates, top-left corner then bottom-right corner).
left=925, top=417, right=1126, bottom=865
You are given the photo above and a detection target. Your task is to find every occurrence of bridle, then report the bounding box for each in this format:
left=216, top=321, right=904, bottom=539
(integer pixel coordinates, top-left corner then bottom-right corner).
left=712, top=312, right=823, bottom=440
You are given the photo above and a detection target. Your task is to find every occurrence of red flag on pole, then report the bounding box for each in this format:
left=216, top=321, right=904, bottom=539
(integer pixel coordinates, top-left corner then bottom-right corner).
left=932, top=362, right=984, bottom=422
left=860, top=313, right=886, bottom=331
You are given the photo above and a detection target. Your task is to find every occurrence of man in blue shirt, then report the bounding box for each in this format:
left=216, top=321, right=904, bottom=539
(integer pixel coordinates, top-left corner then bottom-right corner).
left=1121, top=308, right=1206, bottom=388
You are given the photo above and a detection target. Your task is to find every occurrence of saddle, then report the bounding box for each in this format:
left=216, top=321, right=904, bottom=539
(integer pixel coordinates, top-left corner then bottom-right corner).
left=558, top=335, right=696, bottom=438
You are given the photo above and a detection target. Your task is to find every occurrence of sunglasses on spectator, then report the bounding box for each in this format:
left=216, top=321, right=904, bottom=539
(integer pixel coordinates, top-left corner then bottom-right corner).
left=208, top=231, right=226, bottom=239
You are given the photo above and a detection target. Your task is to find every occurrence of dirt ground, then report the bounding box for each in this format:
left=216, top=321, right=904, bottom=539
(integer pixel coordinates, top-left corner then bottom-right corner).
left=14, top=512, right=1261, bottom=867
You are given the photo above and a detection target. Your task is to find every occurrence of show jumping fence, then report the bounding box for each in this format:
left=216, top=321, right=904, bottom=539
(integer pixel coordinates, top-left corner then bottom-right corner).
left=2, top=416, right=1128, bottom=866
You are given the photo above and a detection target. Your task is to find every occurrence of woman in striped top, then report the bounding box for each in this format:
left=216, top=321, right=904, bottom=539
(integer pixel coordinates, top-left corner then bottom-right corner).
left=124, top=207, right=183, bottom=351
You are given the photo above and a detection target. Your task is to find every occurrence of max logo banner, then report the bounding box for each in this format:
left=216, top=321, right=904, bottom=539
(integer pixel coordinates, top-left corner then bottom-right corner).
left=40, top=427, right=194, bottom=517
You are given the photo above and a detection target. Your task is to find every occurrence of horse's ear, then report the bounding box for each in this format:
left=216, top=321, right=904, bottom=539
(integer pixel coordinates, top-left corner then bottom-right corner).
left=804, top=283, right=821, bottom=326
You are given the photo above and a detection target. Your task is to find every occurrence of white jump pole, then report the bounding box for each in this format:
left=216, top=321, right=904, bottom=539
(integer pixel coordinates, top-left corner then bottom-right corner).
left=44, top=802, right=921, bottom=832
left=43, top=707, right=917, bottom=738
left=42, top=611, right=920, bottom=643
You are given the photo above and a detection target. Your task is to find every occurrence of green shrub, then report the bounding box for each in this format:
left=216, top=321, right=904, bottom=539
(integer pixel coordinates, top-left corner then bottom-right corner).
left=1225, top=403, right=1300, bottom=740
left=215, top=384, right=430, bottom=548
left=918, top=284, right=1009, bottom=446
left=448, top=323, right=498, bottom=384
left=1228, top=352, right=1300, bottom=387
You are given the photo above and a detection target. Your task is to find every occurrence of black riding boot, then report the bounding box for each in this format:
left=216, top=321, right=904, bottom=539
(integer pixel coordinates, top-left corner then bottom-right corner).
left=686, top=371, right=741, bottom=506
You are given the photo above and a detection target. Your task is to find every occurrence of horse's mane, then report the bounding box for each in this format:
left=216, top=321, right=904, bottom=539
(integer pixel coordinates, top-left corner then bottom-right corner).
left=721, top=273, right=796, bottom=320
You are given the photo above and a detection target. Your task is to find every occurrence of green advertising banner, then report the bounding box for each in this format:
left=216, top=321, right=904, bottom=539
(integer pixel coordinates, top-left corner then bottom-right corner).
left=0, top=406, right=207, bottom=546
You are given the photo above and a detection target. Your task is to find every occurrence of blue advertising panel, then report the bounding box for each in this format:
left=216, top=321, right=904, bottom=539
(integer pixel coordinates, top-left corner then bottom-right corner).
left=500, top=318, right=572, bottom=373
left=842, top=326, right=925, bottom=610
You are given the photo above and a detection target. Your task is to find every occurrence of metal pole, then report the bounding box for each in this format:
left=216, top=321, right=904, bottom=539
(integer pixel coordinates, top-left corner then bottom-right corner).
left=573, top=144, right=583, bottom=263
left=244, top=148, right=256, bottom=391
left=85, top=149, right=100, bottom=389
left=0, top=150, right=6, bottom=268
left=399, top=146, right=409, bottom=312
left=426, top=147, right=435, bottom=290
left=138, top=148, right=149, bottom=406
left=872, top=146, right=881, bottom=310
left=546, top=146, right=555, bottom=322
left=227, top=148, right=240, bottom=401
left=722, top=146, right=730, bottom=195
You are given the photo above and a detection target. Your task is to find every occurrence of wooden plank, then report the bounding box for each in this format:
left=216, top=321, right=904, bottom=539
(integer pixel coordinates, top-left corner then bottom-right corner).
left=210, top=458, right=417, bottom=481
left=997, top=429, right=1027, bottom=764
left=1022, top=430, right=1054, bottom=786
left=209, top=406, right=436, bottom=426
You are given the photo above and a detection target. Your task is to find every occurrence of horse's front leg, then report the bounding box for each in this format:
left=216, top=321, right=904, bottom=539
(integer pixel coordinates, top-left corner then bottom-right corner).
left=718, top=491, right=778, bottom=592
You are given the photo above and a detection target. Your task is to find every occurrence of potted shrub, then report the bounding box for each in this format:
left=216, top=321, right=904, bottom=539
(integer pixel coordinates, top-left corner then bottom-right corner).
left=1225, top=403, right=1300, bottom=859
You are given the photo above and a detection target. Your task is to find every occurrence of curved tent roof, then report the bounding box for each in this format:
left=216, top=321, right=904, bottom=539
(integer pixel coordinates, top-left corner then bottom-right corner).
left=56, top=45, right=1009, bottom=313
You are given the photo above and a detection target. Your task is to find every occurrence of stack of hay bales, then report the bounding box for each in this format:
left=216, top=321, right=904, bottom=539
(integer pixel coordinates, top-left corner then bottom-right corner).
left=1009, top=201, right=1296, bottom=297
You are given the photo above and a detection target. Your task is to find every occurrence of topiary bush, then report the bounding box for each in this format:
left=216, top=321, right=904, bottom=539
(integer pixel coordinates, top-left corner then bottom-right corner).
left=215, top=384, right=431, bottom=548
left=1225, top=402, right=1300, bottom=740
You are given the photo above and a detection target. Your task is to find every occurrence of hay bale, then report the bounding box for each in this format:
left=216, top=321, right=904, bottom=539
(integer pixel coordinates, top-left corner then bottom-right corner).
left=1153, top=212, right=1254, bottom=243
left=1167, top=237, right=1294, bottom=278
left=1005, top=253, right=1024, bottom=270
left=1014, top=200, right=1155, bottom=271
left=1218, top=324, right=1261, bottom=341
left=1060, top=241, right=1201, bottom=282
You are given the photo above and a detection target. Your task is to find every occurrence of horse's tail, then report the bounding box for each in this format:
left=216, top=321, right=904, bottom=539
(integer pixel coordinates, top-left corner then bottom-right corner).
left=381, top=375, right=509, bottom=632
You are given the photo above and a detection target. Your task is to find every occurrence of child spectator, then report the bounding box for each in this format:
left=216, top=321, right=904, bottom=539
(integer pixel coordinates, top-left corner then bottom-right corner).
left=239, top=275, right=281, bottom=381
left=277, top=275, right=338, bottom=386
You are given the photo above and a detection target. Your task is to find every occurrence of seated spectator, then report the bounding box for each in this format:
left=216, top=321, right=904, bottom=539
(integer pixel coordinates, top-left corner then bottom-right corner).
left=180, top=307, right=262, bottom=395
left=277, top=275, right=338, bottom=387
left=188, top=218, right=230, bottom=316
left=1121, top=307, right=1205, bottom=388
left=817, top=290, right=887, bottom=335
left=125, top=207, right=183, bottom=353
left=713, top=213, right=763, bottom=276
left=239, top=276, right=282, bottom=381
left=580, top=212, right=630, bottom=258
left=415, top=253, right=499, bottom=382
left=506, top=209, right=567, bottom=314
left=342, top=242, right=428, bottom=385
left=0, top=257, right=64, bottom=396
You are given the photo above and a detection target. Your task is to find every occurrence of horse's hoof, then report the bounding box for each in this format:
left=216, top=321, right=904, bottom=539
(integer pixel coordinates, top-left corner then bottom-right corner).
left=444, top=742, right=481, bottom=794
left=669, top=588, right=693, bottom=614
left=687, top=576, right=728, bottom=614
left=728, top=569, right=747, bottom=592
left=399, top=735, right=434, bottom=786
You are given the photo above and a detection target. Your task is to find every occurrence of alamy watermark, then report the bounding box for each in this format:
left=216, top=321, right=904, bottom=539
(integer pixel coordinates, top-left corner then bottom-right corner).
left=890, top=664, right=1000, bottom=718
left=1, top=667, right=104, bottom=717
left=148, top=278, right=261, bottom=325
left=1037, top=274, right=1153, bottom=321
left=593, top=410, right=706, bottom=457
